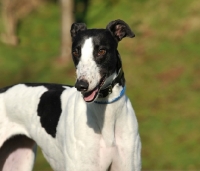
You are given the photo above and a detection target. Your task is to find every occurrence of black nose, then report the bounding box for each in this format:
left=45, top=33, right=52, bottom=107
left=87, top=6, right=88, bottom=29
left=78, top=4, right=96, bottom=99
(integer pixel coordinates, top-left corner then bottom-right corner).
left=75, top=79, right=89, bottom=92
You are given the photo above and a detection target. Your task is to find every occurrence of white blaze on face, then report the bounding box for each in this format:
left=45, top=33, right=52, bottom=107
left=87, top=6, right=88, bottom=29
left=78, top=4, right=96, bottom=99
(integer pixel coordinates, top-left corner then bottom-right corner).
left=76, top=38, right=101, bottom=91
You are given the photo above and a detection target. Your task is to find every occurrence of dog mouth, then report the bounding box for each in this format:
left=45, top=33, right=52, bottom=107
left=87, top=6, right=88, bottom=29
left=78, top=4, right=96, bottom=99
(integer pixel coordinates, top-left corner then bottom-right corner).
left=82, top=75, right=106, bottom=102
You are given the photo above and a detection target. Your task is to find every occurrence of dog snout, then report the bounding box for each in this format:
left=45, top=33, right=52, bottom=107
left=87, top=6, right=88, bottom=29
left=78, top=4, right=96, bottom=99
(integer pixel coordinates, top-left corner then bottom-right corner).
left=75, top=79, right=89, bottom=92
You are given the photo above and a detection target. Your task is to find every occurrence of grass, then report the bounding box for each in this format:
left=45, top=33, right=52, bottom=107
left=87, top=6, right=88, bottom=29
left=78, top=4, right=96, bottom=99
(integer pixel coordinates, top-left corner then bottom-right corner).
left=0, top=0, right=200, bottom=170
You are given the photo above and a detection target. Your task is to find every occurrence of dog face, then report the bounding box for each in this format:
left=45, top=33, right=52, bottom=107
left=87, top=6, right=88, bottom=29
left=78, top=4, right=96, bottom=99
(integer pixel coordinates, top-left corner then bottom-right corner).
left=70, top=19, right=135, bottom=102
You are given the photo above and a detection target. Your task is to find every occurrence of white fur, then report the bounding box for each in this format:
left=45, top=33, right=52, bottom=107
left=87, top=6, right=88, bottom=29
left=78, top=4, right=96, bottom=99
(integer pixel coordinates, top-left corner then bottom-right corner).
left=76, top=38, right=101, bottom=91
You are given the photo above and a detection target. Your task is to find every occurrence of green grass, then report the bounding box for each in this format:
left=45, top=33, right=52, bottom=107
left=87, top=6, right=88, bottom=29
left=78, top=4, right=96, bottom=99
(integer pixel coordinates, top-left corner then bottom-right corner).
left=0, top=0, right=200, bottom=170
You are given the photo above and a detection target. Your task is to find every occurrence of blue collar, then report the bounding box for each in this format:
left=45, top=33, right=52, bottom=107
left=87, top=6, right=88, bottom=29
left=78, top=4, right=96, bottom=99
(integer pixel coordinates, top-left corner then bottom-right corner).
left=94, top=86, right=126, bottom=104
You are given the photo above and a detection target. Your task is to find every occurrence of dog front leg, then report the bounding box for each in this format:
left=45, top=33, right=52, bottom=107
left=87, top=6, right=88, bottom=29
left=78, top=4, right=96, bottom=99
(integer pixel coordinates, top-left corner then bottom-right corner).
left=112, top=103, right=141, bottom=171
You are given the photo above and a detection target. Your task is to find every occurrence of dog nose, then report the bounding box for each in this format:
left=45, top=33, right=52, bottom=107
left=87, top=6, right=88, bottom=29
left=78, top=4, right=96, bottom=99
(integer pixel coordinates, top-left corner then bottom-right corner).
left=75, top=79, right=89, bottom=92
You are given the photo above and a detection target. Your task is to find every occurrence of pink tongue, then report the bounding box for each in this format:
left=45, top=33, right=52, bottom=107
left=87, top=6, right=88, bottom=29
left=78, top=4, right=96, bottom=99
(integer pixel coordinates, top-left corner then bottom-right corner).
left=84, top=88, right=98, bottom=102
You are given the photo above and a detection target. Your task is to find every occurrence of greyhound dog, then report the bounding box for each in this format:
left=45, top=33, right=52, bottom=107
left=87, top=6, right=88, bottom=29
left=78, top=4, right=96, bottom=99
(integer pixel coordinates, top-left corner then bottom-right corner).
left=0, top=19, right=141, bottom=171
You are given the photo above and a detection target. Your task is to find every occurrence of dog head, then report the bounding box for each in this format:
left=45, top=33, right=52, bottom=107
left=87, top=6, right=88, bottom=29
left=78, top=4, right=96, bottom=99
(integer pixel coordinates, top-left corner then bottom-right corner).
left=70, top=19, right=135, bottom=102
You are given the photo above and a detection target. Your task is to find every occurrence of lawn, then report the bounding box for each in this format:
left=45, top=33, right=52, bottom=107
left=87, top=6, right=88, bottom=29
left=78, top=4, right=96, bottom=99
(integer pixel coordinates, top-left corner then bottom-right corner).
left=0, top=0, right=200, bottom=170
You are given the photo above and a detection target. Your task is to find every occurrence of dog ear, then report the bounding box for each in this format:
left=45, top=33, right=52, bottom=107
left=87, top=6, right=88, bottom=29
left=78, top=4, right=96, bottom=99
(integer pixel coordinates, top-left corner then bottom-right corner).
left=106, top=19, right=135, bottom=41
left=70, top=23, right=87, bottom=39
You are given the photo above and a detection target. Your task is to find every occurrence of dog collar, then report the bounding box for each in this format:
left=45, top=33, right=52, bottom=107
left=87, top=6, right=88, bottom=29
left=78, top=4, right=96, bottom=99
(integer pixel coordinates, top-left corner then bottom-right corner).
left=94, top=86, right=126, bottom=104
left=97, top=68, right=124, bottom=99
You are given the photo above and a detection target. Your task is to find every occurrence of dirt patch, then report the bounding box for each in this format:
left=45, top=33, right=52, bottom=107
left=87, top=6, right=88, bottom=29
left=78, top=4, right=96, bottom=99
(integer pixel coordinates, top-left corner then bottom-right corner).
left=156, top=66, right=185, bottom=85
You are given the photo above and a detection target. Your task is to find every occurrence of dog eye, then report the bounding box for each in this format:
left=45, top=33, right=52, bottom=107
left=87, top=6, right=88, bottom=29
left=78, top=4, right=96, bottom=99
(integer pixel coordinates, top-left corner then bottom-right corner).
left=98, top=49, right=106, bottom=56
left=72, top=49, right=80, bottom=57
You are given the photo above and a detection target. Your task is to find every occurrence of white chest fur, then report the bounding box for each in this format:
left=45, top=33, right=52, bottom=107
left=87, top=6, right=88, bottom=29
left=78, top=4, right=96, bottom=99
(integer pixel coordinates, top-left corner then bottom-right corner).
left=59, top=90, right=140, bottom=171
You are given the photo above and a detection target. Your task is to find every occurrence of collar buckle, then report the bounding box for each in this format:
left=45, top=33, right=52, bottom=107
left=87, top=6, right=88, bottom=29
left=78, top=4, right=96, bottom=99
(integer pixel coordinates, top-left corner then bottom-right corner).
left=107, top=85, right=113, bottom=94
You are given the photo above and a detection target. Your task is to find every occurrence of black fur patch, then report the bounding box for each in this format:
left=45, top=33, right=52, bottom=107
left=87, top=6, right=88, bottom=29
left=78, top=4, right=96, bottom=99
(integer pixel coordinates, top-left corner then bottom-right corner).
left=37, top=86, right=65, bottom=138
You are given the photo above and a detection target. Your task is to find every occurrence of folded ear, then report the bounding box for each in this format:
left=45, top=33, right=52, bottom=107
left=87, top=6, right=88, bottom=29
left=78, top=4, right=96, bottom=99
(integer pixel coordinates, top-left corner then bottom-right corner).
left=106, top=19, right=135, bottom=41
left=70, top=23, right=87, bottom=39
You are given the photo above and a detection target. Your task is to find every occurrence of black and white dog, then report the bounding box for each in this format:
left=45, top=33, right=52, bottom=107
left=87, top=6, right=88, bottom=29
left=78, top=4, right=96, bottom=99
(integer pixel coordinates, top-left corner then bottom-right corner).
left=0, top=19, right=141, bottom=171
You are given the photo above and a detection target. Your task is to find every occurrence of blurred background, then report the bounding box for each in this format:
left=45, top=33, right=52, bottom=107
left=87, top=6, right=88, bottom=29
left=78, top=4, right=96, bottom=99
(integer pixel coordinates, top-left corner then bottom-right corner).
left=0, top=0, right=199, bottom=170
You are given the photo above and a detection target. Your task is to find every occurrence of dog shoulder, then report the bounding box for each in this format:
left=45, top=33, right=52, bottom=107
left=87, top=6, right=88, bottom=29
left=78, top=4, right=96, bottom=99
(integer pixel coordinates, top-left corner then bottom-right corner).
left=0, top=83, right=73, bottom=138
